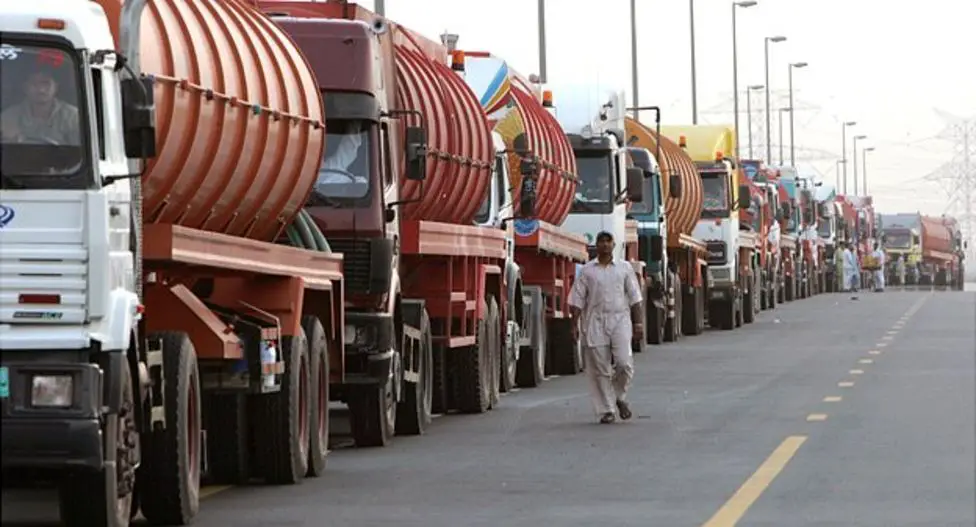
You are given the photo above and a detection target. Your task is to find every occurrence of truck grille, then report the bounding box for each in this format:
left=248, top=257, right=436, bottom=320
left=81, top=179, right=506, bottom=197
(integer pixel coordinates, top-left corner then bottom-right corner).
left=705, top=241, right=727, bottom=265
left=328, top=238, right=372, bottom=294
left=0, top=246, right=88, bottom=325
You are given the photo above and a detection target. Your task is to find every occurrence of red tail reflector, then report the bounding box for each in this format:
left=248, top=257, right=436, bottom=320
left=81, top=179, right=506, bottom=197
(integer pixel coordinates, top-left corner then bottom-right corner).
left=18, top=294, right=61, bottom=304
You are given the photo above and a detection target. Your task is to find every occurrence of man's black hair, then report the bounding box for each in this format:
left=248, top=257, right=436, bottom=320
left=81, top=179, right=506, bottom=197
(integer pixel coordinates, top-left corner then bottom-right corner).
left=596, top=231, right=614, bottom=242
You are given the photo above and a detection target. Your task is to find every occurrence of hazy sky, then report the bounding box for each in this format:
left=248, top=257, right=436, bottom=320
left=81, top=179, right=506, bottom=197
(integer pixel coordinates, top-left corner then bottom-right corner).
left=367, top=0, right=975, bottom=216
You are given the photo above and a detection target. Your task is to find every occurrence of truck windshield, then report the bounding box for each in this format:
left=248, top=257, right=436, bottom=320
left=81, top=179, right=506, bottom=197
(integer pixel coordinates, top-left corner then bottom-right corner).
left=747, top=196, right=762, bottom=231
left=700, top=172, right=729, bottom=218
left=628, top=172, right=660, bottom=215
left=571, top=152, right=614, bottom=214
left=314, top=119, right=373, bottom=201
left=0, top=42, right=88, bottom=189
left=884, top=231, right=911, bottom=248
left=817, top=221, right=831, bottom=238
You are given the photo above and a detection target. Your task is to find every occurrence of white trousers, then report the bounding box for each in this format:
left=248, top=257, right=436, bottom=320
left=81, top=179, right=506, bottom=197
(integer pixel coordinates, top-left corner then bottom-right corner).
left=585, top=343, right=634, bottom=415
left=873, top=269, right=885, bottom=290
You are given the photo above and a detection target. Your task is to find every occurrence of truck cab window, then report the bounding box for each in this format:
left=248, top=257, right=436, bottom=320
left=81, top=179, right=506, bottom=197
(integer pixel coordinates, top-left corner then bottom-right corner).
left=700, top=172, right=729, bottom=219
left=91, top=68, right=105, bottom=160
left=1, top=42, right=89, bottom=187
left=380, top=122, right=393, bottom=187
left=316, top=119, right=372, bottom=200
left=572, top=153, right=614, bottom=213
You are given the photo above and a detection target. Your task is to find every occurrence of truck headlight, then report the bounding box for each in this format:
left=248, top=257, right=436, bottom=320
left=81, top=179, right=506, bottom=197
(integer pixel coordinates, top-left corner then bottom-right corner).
left=31, top=374, right=73, bottom=408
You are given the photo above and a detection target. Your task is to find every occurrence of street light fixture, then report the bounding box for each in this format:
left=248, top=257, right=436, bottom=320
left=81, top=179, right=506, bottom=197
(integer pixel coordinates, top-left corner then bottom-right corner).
left=788, top=61, right=807, bottom=167
left=841, top=121, right=857, bottom=193
left=852, top=134, right=867, bottom=195
left=746, top=84, right=764, bottom=158
left=764, top=35, right=787, bottom=164
left=731, top=0, right=758, bottom=160
left=862, top=146, right=876, bottom=195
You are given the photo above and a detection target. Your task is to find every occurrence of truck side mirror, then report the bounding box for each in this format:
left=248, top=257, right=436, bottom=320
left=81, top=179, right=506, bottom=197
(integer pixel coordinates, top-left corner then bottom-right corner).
left=669, top=174, right=682, bottom=199
left=404, top=126, right=427, bottom=181
left=519, top=175, right=537, bottom=218
left=649, top=234, right=665, bottom=262
left=626, top=167, right=644, bottom=203
left=120, top=77, right=156, bottom=159
left=737, top=184, right=751, bottom=210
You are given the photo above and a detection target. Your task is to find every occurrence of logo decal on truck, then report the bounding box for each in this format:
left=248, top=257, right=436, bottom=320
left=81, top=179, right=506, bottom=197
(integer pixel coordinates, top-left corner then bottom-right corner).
left=0, top=204, right=14, bottom=229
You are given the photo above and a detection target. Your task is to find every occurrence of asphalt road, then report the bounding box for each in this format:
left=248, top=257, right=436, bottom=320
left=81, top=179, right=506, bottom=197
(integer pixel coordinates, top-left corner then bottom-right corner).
left=4, top=289, right=974, bottom=527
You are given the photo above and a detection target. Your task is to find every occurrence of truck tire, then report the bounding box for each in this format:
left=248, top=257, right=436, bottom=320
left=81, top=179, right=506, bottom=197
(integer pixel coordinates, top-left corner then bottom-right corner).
left=734, top=292, right=744, bottom=328
left=647, top=294, right=664, bottom=345
left=785, top=275, right=795, bottom=302
left=396, top=307, right=433, bottom=436
left=139, top=331, right=200, bottom=526
left=254, top=328, right=311, bottom=481
left=712, top=299, right=735, bottom=331
left=682, top=281, right=703, bottom=336
left=487, top=296, right=502, bottom=407
left=455, top=300, right=491, bottom=413
left=499, top=302, right=519, bottom=393
left=744, top=276, right=757, bottom=324
left=60, top=358, right=138, bottom=527
left=301, top=316, right=329, bottom=477
left=665, top=274, right=682, bottom=341
left=549, top=318, right=582, bottom=374
left=349, top=350, right=397, bottom=447
left=516, top=292, right=547, bottom=388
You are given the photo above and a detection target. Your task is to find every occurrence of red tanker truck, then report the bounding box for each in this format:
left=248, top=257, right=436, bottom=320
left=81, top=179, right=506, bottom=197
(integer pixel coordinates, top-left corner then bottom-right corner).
left=1, top=0, right=344, bottom=525
left=255, top=1, right=532, bottom=447
left=457, top=51, right=589, bottom=383
left=919, top=215, right=966, bottom=289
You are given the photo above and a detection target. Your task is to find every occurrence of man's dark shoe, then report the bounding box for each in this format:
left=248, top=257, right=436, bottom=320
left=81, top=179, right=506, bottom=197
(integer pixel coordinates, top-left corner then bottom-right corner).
left=616, top=400, right=632, bottom=420
left=600, top=412, right=615, bottom=424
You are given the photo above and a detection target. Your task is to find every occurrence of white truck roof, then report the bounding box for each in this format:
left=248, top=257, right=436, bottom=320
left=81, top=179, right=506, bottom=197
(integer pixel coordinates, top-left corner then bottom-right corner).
left=1, top=1, right=115, bottom=51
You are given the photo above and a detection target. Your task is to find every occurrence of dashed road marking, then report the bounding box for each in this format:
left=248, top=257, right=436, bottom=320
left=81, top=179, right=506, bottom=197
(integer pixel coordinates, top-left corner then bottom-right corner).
left=823, top=396, right=843, bottom=403
left=850, top=369, right=864, bottom=375
left=881, top=335, right=894, bottom=341
left=806, top=414, right=828, bottom=422
left=877, top=342, right=888, bottom=348
left=200, top=485, right=233, bottom=500
left=700, top=435, right=807, bottom=527
left=838, top=381, right=855, bottom=387
left=868, top=350, right=882, bottom=355
left=859, top=359, right=874, bottom=364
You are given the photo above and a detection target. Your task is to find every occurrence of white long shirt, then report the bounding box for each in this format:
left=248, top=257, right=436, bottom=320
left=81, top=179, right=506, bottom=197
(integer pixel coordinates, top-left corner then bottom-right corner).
left=568, top=258, right=643, bottom=348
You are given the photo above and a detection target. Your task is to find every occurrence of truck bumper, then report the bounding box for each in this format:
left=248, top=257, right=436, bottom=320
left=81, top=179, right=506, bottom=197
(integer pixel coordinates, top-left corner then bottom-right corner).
left=708, top=282, right=736, bottom=302
left=342, top=311, right=395, bottom=385
left=1, top=360, right=104, bottom=471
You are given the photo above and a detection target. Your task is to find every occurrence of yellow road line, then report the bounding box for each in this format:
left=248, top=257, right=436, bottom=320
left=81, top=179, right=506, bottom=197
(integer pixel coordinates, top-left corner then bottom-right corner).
left=806, top=414, right=828, bottom=422
left=838, top=381, right=855, bottom=387
left=199, top=485, right=233, bottom=500
left=823, top=396, right=843, bottom=402
left=700, top=435, right=807, bottom=527
left=849, top=369, right=864, bottom=375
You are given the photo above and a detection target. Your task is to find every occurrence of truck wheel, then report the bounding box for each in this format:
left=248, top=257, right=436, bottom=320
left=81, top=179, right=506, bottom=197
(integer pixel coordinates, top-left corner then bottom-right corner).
left=682, top=281, right=702, bottom=336
left=717, top=299, right=735, bottom=331
left=549, top=318, right=582, bottom=374
left=455, top=300, right=491, bottom=413
left=396, top=307, right=433, bottom=435
left=486, top=296, right=502, bottom=407
left=785, top=276, right=794, bottom=302
left=734, top=292, right=744, bottom=328
left=665, top=274, right=681, bottom=341
left=301, top=316, right=329, bottom=477
left=500, top=318, right=519, bottom=392
left=516, top=293, right=547, bottom=388
left=744, top=282, right=756, bottom=324
left=139, top=331, right=200, bottom=526
left=254, top=329, right=311, bottom=481
left=647, top=298, right=664, bottom=345
left=60, top=359, right=137, bottom=527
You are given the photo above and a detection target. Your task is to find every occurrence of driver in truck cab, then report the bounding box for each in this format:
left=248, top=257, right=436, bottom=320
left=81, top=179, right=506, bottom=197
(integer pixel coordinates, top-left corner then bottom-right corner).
left=1, top=65, right=80, bottom=145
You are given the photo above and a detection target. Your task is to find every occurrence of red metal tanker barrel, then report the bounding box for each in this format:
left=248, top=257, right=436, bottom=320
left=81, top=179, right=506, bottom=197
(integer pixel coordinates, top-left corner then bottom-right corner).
left=624, top=117, right=703, bottom=237
left=96, top=0, right=325, bottom=242
left=921, top=215, right=953, bottom=254
left=394, top=29, right=493, bottom=224
left=509, top=81, right=578, bottom=225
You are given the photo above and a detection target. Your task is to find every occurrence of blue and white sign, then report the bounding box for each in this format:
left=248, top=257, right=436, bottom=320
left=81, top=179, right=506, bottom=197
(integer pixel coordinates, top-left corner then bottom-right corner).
left=0, top=204, right=15, bottom=229
left=513, top=218, right=540, bottom=237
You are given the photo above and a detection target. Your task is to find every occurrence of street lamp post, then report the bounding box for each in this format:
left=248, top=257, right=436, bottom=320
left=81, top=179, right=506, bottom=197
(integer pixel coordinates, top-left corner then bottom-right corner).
left=788, top=61, right=807, bottom=166
left=852, top=134, right=867, bottom=195
left=778, top=107, right=791, bottom=165
left=690, top=0, right=698, bottom=123
left=862, top=146, right=876, bottom=194
left=841, top=121, right=857, bottom=193
left=376, top=0, right=385, bottom=15
left=537, top=0, right=547, bottom=83
left=746, top=84, right=764, bottom=158
left=731, top=0, right=758, bottom=160
left=836, top=159, right=846, bottom=190
left=764, top=35, right=787, bottom=163
left=630, top=0, right=639, bottom=120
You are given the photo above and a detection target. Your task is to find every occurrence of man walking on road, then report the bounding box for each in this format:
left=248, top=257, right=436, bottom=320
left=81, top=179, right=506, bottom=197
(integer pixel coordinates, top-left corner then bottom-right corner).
left=569, top=231, right=644, bottom=424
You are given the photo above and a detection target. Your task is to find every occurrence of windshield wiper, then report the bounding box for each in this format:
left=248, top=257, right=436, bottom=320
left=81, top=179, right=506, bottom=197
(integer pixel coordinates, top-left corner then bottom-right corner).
left=306, top=192, right=346, bottom=209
